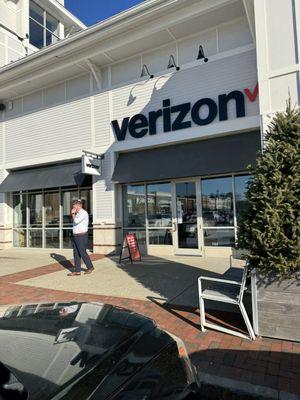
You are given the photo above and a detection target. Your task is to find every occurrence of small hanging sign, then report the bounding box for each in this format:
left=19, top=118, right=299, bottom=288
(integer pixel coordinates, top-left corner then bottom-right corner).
left=81, top=150, right=104, bottom=176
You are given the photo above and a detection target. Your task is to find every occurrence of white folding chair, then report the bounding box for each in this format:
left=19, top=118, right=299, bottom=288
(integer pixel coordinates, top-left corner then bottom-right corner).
left=198, top=264, right=255, bottom=340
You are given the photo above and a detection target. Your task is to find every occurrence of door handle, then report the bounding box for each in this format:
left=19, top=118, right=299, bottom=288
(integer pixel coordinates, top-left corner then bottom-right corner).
left=172, top=222, right=177, bottom=232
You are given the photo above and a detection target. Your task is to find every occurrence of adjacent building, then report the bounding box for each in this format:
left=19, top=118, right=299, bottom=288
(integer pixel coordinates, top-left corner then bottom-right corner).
left=0, top=0, right=299, bottom=258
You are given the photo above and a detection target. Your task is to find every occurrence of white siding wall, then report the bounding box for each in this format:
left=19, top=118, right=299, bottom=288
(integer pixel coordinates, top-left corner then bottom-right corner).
left=255, top=0, right=300, bottom=121
left=1, top=14, right=258, bottom=224
left=0, top=27, right=26, bottom=67
left=5, top=97, right=92, bottom=164
left=93, top=152, right=114, bottom=222
left=0, top=119, right=3, bottom=166
left=0, top=0, right=17, bottom=32
left=110, top=17, right=252, bottom=87
left=0, top=0, right=28, bottom=67
left=0, top=169, right=7, bottom=227
left=94, top=91, right=111, bottom=149
left=111, top=49, right=259, bottom=150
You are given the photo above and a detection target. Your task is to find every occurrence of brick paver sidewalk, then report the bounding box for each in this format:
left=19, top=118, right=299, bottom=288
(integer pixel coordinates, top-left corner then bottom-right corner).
left=0, top=255, right=299, bottom=398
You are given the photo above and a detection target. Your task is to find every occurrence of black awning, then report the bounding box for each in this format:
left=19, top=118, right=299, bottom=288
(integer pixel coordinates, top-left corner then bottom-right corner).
left=0, top=162, right=86, bottom=192
left=112, top=131, right=261, bottom=184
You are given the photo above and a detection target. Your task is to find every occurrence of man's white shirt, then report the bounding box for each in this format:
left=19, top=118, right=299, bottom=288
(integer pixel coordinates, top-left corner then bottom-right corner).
left=73, top=209, right=89, bottom=234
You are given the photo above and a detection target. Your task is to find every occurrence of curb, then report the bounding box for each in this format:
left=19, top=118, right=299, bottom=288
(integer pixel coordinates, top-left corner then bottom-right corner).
left=198, top=372, right=300, bottom=400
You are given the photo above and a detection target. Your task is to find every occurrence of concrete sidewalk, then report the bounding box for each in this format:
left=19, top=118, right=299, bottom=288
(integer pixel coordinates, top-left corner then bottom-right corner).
left=0, top=248, right=242, bottom=306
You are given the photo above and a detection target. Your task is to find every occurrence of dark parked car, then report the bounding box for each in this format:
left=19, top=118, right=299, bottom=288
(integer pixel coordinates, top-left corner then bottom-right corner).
left=0, top=302, right=199, bottom=400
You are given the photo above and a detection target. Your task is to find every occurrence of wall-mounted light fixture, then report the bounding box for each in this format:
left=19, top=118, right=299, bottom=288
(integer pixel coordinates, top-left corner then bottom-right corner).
left=197, top=45, right=208, bottom=62
left=140, top=64, right=154, bottom=79
left=167, top=55, right=180, bottom=71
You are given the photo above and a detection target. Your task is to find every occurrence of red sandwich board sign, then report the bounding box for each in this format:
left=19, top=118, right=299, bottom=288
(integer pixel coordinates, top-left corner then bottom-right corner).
left=119, top=233, right=141, bottom=264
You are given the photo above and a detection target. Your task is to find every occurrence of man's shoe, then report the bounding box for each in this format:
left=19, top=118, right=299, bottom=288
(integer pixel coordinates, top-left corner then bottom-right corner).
left=84, top=268, right=94, bottom=275
left=67, top=272, right=81, bottom=276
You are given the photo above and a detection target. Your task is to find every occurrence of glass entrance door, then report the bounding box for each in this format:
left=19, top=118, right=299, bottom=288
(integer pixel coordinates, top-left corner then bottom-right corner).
left=172, top=180, right=202, bottom=255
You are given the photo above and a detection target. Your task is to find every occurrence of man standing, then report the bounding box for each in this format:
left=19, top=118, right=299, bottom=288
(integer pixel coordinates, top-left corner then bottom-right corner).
left=68, top=199, right=94, bottom=276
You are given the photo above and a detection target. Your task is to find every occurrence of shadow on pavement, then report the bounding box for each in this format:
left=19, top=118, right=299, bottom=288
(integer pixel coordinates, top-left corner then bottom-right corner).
left=110, top=254, right=250, bottom=313
left=50, top=253, right=74, bottom=272
left=147, top=296, right=250, bottom=336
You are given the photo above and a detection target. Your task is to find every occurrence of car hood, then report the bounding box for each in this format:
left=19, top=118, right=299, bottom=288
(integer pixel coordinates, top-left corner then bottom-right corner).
left=0, top=302, right=173, bottom=400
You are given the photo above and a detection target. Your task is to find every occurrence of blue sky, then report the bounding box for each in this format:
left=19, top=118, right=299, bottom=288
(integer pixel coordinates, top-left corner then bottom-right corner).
left=65, top=0, right=144, bottom=26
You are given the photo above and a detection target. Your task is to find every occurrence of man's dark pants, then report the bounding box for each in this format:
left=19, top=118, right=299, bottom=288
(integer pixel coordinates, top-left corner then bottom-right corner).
left=72, top=232, right=94, bottom=273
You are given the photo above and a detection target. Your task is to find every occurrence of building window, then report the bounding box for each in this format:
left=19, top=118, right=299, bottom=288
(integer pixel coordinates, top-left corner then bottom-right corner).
left=122, top=176, right=251, bottom=249
left=123, top=185, right=146, bottom=228
left=29, top=0, right=60, bottom=49
left=234, top=175, right=252, bottom=224
left=147, top=182, right=172, bottom=245
left=201, top=175, right=251, bottom=247
left=12, top=186, right=92, bottom=249
left=122, top=182, right=173, bottom=246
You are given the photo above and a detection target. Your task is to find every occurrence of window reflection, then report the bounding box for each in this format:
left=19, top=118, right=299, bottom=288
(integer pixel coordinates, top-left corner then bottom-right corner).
left=29, top=193, right=43, bottom=226
left=204, top=229, right=235, bottom=247
left=28, top=229, right=42, bottom=248
left=176, top=182, right=198, bottom=249
left=13, top=229, right=26, bottom=247
left=45, top=192, right=59, bottom=227
left=13, top=194, right=26, bottom=228
left=12, top=186, right=92, bottom=249
left=147, top=183, right=172, bottom=227
left=201, top=177, right=233, bottom=227
left=62, top=190, right=78, bottom=226
left=235, top=175, right=251, bottom=224
left=80, top=189, right=93, bottom=226
left=29, top=1, right=43, bottom=24
left=29, top=0, right=59, bottom=49
left=123, top=185, right=145, bottom=227
left=45, top=229, right=60, bottom=248
left=148, top=229, right=173, bottom=245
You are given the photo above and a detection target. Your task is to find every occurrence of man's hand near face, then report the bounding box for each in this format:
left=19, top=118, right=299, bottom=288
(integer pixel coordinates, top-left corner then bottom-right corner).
left=71, top=207, right=77, bottom=220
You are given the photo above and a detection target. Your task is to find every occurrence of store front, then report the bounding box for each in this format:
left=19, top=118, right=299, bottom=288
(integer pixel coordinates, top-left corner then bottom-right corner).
left=122, top=174, right=250, bottom=256
left=113, top=130, right=261, bottom=256
left=0, top=162, right=93, bottom=250
left=12, top=186, right=93, bottom=250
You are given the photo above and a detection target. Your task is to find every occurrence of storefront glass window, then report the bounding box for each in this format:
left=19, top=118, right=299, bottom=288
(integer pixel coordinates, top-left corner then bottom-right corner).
left=44, top=192, right=60, bottom=227
left=80, top=189, right=93, bottom=227
left=176, top=182, right=198, bottom=249
left=201, top=177, right=234, bottom=227
left=147, top=183, right=172, bottom=227
left=203, top=229, right=235, bottom=247
left=63, top=229, right=73, bottom=249
left=235, top=175, right=252, bottom=224
left=45, top=229, right=60, bottom=248
left=28, top=229, right=43, bottom=248
left=148, top=229, right=173, bottom=245
left=12, top=186, right=92, bottom=249
left=62, top=190, right=78, bottom=226
left=13, top=194, right=26, bottom=228
left=123, top=185, right=146, bottom=227
left=29, top=193, right=43, bottom=227
left=13, top=229, right=27, bottom=247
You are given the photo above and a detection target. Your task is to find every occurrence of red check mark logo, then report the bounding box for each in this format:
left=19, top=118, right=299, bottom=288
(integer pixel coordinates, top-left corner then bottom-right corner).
left=244, top=83, right=259, bottom=102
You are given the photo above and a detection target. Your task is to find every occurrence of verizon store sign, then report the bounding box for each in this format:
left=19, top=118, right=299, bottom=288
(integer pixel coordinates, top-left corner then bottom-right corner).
left=82, top=154, right=102, bottom=176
